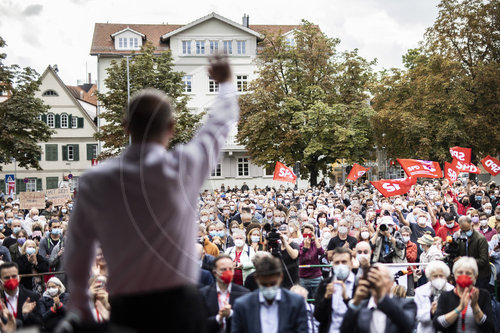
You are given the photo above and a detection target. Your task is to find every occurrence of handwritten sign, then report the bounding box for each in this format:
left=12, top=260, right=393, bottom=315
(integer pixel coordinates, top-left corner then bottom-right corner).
left=46, top=188, right=71, bottom=207
left=19, top=192, right=45, bottom=209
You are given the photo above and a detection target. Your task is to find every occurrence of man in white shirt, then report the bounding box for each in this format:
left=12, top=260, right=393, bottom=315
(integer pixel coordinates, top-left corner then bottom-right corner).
left=339, top=264, right=417, bottom=333
left=64, top=55, right=238, bottom=333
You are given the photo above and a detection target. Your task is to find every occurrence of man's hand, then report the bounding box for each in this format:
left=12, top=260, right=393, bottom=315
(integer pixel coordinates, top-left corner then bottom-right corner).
left=352, top=280, right=370, bottom=306
left=22, top=297, right=36, bottom=316
left=367, top=267, right=387, bottom=303
left=332, top=280, right=347, bottom=300
left=218, top=304, right=231, bottom=318
left=0, top=306, right=15, bottom=333
left=431, top=301, right=438, bottom=315
left=324, top=282, right=335, bottom=299
left=28, top=254, right=37, bottom=266
left=53, top=295, right=60, bottom=307
left=208, top=54, right=232, bottom=83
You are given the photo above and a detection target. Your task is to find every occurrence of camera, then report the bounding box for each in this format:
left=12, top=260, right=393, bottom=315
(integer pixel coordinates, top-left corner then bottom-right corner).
left=383, top=210, right=391, bottom=216
left=380, top=224, right=388, bottom=232
left=266, top=228, right=281, bottom=255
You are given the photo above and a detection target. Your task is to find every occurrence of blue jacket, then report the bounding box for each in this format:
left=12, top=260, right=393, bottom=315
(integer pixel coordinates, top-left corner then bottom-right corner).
left=231, top=288, right=308, bottom=333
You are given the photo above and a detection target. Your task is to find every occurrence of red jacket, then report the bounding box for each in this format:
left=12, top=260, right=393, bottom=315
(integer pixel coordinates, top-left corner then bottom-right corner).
left=406, top=241, right=418, bottom=263
left=436, top=222, right=461, bottom=242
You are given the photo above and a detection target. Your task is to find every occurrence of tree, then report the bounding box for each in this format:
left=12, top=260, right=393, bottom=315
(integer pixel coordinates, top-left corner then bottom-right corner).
left=95, top=42, right=203, bottom=158
left=237, top=21, right=376, bottom=186
left=371, top=0, right=500, bottom=162
left=0, top=36, right=53, bottom=170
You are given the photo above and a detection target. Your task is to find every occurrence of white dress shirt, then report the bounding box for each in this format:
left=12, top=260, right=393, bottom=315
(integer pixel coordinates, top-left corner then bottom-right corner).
left=259, top=289, right=281, bottom=333
left=329, top=272, right=355, bottom=333
left=216, top=282, right=233, bottom=326
left=65, top=82, right=239, bottom=314
left=368, top=296, right=387, bottom=333
left=4, top=290, right=19, bottom=317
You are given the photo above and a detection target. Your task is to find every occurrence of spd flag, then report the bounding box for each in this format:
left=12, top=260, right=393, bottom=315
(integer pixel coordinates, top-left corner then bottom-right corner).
left=397, top=159, right=442, bottom=178
left=444, top=162, right=459, bottom=184
left=451, top=159, right=480, bottom=174
left=346, top=164, right=370, bottom=181
left=449, top=146, right=472, bottom=164
left=273, top=162, right=297, bottom=184
left=481, top=155, right=500, bottom=176
left=370, top=177, right=416, bottom=197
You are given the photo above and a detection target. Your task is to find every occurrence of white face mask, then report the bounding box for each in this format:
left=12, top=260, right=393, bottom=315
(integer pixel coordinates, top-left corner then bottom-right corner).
left=307, top=209, right=313, bottom=214
left=431, top=278, right=446, bottom=290
left=418, top=217, right=427, bottom=225
left=319, top=218, right=326, bottom=223
left=47, top=287, right=59, bottom=297
left=402, top=236, right=410, bottom=243
left=234, top=239, right=245, bottom=248
left=361, top=231, right=370, bottom=239
left=338, top=226, right=348, bottom=234
left=480, top=219, right=488, bottom=227
left=200, top=216, right=208, bottom=222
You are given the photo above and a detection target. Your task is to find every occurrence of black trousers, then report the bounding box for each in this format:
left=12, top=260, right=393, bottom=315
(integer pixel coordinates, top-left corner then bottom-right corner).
left=110, top=285, right=207, bottom=333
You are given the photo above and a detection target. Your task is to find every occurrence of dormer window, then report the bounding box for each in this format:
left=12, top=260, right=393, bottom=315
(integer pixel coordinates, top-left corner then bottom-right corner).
left=42, top=90, right=58, bottom=97
left=112, top=28, right=144, bottom=50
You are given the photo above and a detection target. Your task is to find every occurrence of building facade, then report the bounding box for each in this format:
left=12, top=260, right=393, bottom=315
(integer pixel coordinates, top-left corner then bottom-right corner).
left=91, top=12, right=304, bottom=190
left=1, top=66, right=98, bottom=193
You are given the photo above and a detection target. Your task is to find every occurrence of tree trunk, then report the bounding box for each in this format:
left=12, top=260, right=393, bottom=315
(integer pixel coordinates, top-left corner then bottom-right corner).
left=308, top=165, right=318, bottom=187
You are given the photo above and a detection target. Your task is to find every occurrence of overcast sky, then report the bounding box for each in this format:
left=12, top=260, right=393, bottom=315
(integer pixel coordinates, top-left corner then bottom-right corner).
left=0, top=0, right=440, bottom=85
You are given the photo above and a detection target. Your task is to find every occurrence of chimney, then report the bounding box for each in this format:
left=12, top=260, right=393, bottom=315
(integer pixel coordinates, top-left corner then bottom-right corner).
left=242, top=14, right=249, bottom=28
left=88, top=73, right=91, bottom=84
left=80, top=90, right=84, bottom=99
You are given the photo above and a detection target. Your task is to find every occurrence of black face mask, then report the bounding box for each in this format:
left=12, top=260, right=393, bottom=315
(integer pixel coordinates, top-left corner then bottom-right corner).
left=463, top=200, right=469, bottom=205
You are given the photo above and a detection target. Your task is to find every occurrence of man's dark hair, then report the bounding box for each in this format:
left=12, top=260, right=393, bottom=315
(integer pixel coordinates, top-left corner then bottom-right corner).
left=45, top=201, right=53, bottom=209
left=444, top=212, right=455, bottom=222
left=332, top=247, right=352, bottom=259
left=213, top=254, right=233, bottom=270
left=49, top=219, right=61, bottom=227
left=0, top=262, right=18, bottom=275
left=254, top=255, right=282, bottom=277
left=124, top=88, right=173, bottom=142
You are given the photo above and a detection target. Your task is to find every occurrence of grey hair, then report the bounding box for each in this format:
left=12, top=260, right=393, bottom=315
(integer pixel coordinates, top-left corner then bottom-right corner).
left=452, top=257, right=478, bottom=278
left=425, top=260, right=450, bottom=279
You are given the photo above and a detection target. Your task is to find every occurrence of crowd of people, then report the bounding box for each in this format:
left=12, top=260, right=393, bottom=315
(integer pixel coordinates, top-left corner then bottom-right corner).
left=0, top=175, right=499, bottom=333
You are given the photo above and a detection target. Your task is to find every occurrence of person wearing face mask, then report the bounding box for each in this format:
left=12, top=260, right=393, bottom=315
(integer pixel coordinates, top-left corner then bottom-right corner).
left=356, top=226, right=371, bottom=242
left=8, top=229, right=28, bottom=263
left=198, top=225, right=220, bottom=257
left=231, top=254, right=308, bottom=333
left=455, top=216, right=491, bottom=290
left=262, top=207, right=275, bottom=225
left=195, top=244, right=215, bottom=288
left=314, top=247, right=355, bottom=333
left=0, top=262, right=42, bottom=327
left=414, top=261, right=454, bottom=333
left=416, top=234, right=444, bottom=286
left=22, top=207, right=39, bottom=238
left=38, top=276, right=69, bottom=331
left=299, top=224, right=325, bottom=300
left=327, top=220, right=358, bottom=255
left=477, top=212, right=496, bottom=241
left=199, top=254, right=249, bottom=333
left=397, top=208, right=436, bottom=257
left=38, top=220, right=62, bottom=261
left=371, top=217, right=406, bottom=264
left=487, top=205, right=500, bottom=229
left=16, top=239, right=49, bottom=294
left=247, top=228, right=264, bottom=252
left=225, top=230, right=255, bottom=286
left=2, top=218, right=21, bottom=249
left=433, top=257, right=494, bottom=332
left=469, top=209, right=481, bottom=231
left=436, top=213, right=461, bottom=242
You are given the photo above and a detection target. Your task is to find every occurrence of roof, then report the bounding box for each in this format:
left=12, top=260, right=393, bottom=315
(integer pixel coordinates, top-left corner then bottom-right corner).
left=111, top=27, right=145, bottom=39
left=160, top=12, right=262, bottom=40
left=90, top=14, right=301, bottom=56
left=66, top=84, right=97, bottom=106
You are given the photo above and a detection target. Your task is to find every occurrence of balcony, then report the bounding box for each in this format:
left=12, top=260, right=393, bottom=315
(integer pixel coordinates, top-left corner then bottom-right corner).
left=223, top=135, right=245, bottom=151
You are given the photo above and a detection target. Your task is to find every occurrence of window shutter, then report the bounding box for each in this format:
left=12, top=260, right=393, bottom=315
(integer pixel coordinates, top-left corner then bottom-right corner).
left=41, top=114, right=47, bottom=123
left=36, top=178, right=42, bottom=191
left=62, top=145, right=68, bottom=161
left=73, top=144, right=80, bottom=161
left=86, top=144, right=93, bottom=160
left=46, top=177, right=58, bottom=190
left=68, top=114, right=72, bottom=128
left=0, top=180, right=5, bottom=193
left=77, top=117, right=84, bottom=128
left=16, top=179, right=26, bottom=194
left=55, top=114, right=61, bottom=128
left=45, top=144, right=58, bottom=161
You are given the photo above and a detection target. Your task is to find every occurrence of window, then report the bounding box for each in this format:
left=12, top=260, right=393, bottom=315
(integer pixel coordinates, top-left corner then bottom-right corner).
left=45, top=144, right=58, bottom=161
left=196, top=41, right=205, bottom=54
left=72, top=116, right=78, bottom=128
left=68, top=145, right=74, bottom=161
left=209, top=40, right=218, bottom=54
left=182, top=41, right=191, bottom=54
left=119, top=38, right=123, bottom=48
left=223, top=41, right=232, bottom=54
left=237, top=41, right=246, bottom=54
left=26, top=178, right=37, bottom=192
left=237, top=75, right=248, bottom=92
left=46, top=177, right=58, bottom=190
left=123, top=38, right=128, bottom=48
left=208, top=77, right=219, bottom=93
left=87, top=144, right=98, bottom=160
left=130, top=37, right=139, bottom=49
left=42, top=90, right=58, bottom=97
left=182, top=75, right=192, bottom=93
left=47, top=113, right=55, bottom=128
left=238, top=158, right=249, bottom=176
left=61, top=113, right=68, bottom=128
left=211, top=163, right=222, bottom=177
left=265, top=165, right=274, bottom=176
left=286, top=37, right=296, bottom=47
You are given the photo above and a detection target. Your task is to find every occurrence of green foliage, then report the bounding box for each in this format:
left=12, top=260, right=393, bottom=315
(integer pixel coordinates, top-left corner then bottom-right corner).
left=372, top=0, right=500, bottom=162
left=0, top=36, right=53, bottom=170
left=95, top=42, right=203, bottom=158
left=237, top=21, right=376, bottom=185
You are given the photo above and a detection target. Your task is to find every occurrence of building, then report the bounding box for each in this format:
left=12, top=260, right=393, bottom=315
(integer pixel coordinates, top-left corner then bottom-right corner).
left=91, top=12, right=303, bottom=190
left=1, top=66, right=98, bottom=193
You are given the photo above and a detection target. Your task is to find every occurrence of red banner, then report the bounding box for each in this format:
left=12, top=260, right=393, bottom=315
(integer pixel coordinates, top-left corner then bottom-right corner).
left=273, top=162, right=297, bottom=184
left=370, top=177, right=416, bottom=197
left=449, top=146, right=472, bottom=164
left=397, top=159, right=442, bottom=178
left=481, top=155, right=500, bottom=176
left=444, top=161, right=459, bottom=184
left=347, top=164, right=370, bottom=181
left=451, top=159, right=480, bottom=174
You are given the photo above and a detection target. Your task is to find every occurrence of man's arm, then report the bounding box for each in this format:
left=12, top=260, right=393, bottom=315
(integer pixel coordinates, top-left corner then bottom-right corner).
left=377, top=297, right=417, bottom=332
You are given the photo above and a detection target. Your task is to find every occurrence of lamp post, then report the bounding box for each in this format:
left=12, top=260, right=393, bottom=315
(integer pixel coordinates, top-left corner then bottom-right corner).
left=125, top=55, right=132, bottom=145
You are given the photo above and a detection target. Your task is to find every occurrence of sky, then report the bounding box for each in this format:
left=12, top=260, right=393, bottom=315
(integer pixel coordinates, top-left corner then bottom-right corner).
left=0, top=0, right=440, bottom=85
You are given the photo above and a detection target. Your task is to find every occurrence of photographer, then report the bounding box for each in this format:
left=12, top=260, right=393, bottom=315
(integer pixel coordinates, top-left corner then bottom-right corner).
left=299, top=223, right=324, bottom=299
left=371, top=217, right=406, bottom=264
left=340, top=264, right=417, bottom=333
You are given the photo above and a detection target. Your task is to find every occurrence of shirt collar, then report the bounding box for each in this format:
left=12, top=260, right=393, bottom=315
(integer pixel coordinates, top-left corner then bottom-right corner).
left=216, top=282, right=232, bottom=294
left=258, top=288, right=282, bottom=305
left=367, top=296, right=377, bottom=310
left=4, top=289, right=19, bottom=301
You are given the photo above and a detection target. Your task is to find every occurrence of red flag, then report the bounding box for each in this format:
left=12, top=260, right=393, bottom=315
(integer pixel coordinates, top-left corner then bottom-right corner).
left=481, top=155, right=500, bottom=176
left=444, top=161, right=459, bottom=184
left=451, top=159, right=480, bottom=174
left=273, top=162, right=297, bottom=184
left=370, top=177, right=416, bottom=197
left=397, top=159, right=443, bottom=178
left=449, top=146, right=471, bottom=164
left=346, top=164, right=370, bottom=181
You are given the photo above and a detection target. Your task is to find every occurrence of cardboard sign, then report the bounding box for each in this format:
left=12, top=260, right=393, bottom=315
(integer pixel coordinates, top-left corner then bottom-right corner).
left=19, top=192, right=45, bottom=209
left=46, top=188, right=72, bottom=207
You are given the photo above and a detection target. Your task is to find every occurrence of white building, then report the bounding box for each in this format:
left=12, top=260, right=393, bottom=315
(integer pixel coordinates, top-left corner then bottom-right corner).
left=1, top=66, right=98, bottom=193
left=91, top=13, right=303, bottom=190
